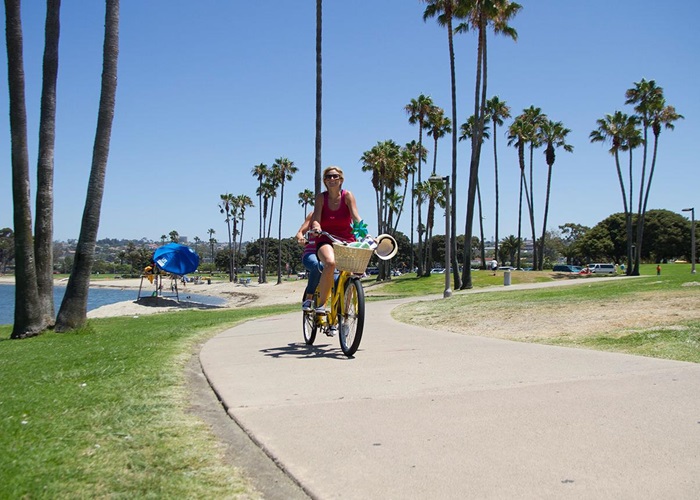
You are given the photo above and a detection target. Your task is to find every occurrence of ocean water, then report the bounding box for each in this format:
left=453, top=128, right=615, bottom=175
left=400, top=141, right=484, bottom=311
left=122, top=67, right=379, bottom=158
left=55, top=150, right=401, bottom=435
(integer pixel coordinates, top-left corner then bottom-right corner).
left=0, top=284, right=224, bottom=325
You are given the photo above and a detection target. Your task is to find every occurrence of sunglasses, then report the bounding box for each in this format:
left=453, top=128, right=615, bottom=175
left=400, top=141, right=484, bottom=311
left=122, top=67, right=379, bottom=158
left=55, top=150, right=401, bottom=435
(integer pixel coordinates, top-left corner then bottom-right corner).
left=324, top=174, right=341, bottom=180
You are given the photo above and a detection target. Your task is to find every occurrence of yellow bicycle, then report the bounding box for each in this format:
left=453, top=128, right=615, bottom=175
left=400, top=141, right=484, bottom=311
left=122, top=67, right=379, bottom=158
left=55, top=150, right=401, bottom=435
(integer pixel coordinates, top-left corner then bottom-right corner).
left=302, top=231, right=369, bottom=357
left=302, top=230, right=397, bottom=357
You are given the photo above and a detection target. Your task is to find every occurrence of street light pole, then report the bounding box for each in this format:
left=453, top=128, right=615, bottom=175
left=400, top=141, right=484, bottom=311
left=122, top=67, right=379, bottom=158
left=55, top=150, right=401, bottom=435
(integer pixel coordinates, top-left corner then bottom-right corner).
left=682, top=207, right=696, bottom=274
left=430, top=174, right=452, bottom=298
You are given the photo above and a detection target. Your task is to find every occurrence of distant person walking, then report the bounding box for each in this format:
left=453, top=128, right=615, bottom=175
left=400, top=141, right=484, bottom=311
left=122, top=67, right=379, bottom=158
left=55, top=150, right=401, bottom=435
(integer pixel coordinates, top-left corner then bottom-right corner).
left=657, top=264, right=661, bottom=276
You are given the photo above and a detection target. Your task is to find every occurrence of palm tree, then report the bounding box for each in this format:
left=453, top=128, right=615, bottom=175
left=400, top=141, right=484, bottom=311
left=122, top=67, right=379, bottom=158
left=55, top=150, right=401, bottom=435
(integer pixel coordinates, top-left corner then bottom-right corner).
left=590, top=111, right=633, bottom=273
left=55, top=0, right=120, bottom=332
left=5, top=0, right=45, bottom=337
left=169, top=230, right=179, bottom=243
left=298, top=188, right=315, bottom=218
left=455, top=0, right=521, bottom=289
left=426, top=106, right=452, bottom=176
left=193, top=236, right=201, bottom=257
left=251, top=163, right=268, bottom=281
left=236, top=194, right=254, bottom=273
left=485, top=95, right=510, bottom=262
left=272, top=157, right=297, bottom=284
left=422, top=0, right=460, bottom=288
left=34, top=0, right=61, bottom=328
left=402, top=140, right=425, bottom=270
left=460, top=114, right=490, bottom=269
left=207, top=228, right=216, bottom=264
left=219, top=193, right=236, bottom=282
left=538, top=119, right=573, bottom=269
left=499, top=234, right=520, bottom=267
left=625, top=79, right=683, bottom=274
left=315, top=0, right=323, bottom=196
left=405, top=94, right=434, bottom=276
left=507, top=115, right=535, bottom=269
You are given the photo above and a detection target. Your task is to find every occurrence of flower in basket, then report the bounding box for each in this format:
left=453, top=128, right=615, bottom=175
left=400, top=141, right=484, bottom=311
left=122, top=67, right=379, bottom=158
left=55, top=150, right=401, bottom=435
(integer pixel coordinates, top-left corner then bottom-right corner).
left=351, top=219, right=369, bottom=239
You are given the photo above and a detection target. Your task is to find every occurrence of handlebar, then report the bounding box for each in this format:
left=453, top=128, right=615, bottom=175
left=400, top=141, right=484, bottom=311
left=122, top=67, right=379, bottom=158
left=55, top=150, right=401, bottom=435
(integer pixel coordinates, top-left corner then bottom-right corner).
left=304, top=229, right=348, bottom=245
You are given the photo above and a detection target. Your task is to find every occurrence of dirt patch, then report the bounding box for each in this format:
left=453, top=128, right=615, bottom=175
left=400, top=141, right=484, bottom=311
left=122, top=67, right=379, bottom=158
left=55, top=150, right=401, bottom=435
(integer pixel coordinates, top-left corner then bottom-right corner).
left=393, top=288, right=700, bottom=342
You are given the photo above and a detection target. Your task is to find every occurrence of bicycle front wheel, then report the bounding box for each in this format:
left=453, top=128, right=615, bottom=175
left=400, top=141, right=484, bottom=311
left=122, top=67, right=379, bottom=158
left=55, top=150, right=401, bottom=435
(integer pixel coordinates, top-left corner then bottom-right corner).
left=338, top=277, right=365, bottom=357
left=302, top=294, right=317, bottom=345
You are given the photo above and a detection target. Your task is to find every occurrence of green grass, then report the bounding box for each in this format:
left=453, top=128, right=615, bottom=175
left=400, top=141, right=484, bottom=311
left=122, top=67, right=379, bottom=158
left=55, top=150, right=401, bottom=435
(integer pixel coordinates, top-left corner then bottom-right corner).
left=0, top=304, right=294, bottom=498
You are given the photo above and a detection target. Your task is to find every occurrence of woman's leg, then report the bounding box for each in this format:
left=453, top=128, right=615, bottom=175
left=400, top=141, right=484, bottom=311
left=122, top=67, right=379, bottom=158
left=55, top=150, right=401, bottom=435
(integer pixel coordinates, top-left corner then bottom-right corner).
left=302, top=252, right=322, bottom=300
left=316, top=244, right=336, bottom=310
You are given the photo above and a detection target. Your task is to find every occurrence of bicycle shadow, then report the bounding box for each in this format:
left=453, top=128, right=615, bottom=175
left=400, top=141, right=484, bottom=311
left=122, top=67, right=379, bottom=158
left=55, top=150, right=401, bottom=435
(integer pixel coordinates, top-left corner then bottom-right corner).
left=260, top=342, right=353, bottom=360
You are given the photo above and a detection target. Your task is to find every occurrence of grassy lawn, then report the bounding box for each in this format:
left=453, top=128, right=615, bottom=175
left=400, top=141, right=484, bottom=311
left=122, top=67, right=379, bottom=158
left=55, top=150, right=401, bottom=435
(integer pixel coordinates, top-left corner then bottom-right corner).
left=1, top=263, right=697, bottom=497
left=0, top=304, right=294, bottom=498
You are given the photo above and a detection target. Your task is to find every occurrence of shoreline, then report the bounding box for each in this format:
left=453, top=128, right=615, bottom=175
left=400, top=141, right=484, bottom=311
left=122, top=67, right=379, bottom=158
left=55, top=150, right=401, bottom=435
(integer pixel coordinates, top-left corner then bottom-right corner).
left=0, top=275, right=306, bottom=320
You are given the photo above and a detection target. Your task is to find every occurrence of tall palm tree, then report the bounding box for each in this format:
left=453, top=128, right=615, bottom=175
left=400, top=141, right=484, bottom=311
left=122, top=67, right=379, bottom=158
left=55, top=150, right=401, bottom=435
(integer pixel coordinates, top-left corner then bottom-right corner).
left=55, top=0, right=120, bottom=332
left=272, top=157, right=297, bottom=284
left=422, top=0, right=461, bottom=288
left=314, top=0, right=323, bottom=196
left=590, top=111, right=633, bottom=273
left=507, top=115, right=535, bottom=269
left=455, top=0, right=521, bottom=289
left=219, top=193, right=236, bottom=282
left=33, top=0, right=61, bottom=328
left=625, top=79, right=683, bottom=274
left=236, top=194, right=254, bottom=272
left=5, top=0, right=45, bottom=337
left=538, top=119, right=573, bottom=269
left=251, top=163, right=268, bottom=281
left=402, top=140, right=425, bottom=270
left=207, top=228, right=216, bottom=263
left=460, top=114, right=490, bottom=269
left=405, top=94, right=434, bottom=276
left=484, top=95, right=510, bottom=262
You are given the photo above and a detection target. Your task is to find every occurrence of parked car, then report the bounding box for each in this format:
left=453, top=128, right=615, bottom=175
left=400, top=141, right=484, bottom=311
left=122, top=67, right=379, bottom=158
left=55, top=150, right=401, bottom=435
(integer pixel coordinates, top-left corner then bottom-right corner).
left=589, top=263, right=616, bottom=274
left=552, top=264, right=583, bottom=273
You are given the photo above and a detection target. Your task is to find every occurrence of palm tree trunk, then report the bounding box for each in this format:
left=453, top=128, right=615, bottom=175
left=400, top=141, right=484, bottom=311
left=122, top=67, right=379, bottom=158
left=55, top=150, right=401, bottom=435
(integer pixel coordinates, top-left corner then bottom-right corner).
left=5, top=0, right=46, bottom=338
left=539, top=161, right=554, bottom=270
left=493, top=118, right=500, bottom=263
left=34, top=0, right=61, bottom=327
left=277, top=184, right=285, bottom=284
left=634, top=133, right=661, bottom=275
left=447, top=15, right=460, bottom=291
left=517, top=173, right=523, bottom=269
left=56, top=0, right=119, bottom=332
left=477, top=179, right=486, bottom=269
left=314, top=0, right=322, bottom=196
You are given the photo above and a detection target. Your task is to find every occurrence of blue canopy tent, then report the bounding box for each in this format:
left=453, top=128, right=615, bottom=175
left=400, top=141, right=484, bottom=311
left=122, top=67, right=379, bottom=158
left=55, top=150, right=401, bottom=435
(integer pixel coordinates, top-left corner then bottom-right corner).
left=138, top=243, right=200, bottom=302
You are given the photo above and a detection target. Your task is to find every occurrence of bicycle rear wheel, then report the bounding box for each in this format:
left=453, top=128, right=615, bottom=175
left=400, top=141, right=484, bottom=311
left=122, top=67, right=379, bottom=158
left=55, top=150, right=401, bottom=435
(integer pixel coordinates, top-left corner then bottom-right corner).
left=338, top=277, right=365, bottom=357
left=302, top=294, right=317, bottom=345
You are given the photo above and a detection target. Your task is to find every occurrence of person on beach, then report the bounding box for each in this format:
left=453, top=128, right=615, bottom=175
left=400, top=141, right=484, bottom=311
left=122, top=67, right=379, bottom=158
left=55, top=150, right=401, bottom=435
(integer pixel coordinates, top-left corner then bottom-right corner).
left=295, top=212, right=322, bottom=312
left=310, top=166, right=362, bottom=323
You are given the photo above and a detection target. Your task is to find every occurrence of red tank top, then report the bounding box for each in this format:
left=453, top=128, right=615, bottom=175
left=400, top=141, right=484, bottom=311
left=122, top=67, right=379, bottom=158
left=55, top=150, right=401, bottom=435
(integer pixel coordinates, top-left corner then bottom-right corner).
left=319, top=190, right=354, bottom=243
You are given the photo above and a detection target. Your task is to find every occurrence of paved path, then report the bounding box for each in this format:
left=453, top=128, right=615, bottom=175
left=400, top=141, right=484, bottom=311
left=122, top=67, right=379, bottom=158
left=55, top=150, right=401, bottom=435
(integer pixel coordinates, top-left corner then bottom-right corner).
left=200, top=289, right=700, bottom=499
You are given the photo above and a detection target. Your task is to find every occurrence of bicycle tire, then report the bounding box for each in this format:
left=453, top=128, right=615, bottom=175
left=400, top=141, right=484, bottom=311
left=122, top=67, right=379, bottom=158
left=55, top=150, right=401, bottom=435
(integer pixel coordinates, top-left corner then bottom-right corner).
left=338, top=277, right=365, bottom=357
left=302, top=293, right=317, bottom=345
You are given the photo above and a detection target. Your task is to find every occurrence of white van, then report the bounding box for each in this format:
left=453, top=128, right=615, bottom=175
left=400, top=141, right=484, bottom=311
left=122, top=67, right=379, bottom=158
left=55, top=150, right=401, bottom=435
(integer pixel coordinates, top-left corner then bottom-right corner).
left=589, top=263, right=616, bottom=274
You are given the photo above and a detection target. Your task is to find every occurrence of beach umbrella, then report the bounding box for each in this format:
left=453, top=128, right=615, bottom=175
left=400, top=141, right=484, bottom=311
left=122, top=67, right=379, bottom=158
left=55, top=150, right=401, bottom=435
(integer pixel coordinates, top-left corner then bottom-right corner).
left=153, top=243, right=199, bottom=275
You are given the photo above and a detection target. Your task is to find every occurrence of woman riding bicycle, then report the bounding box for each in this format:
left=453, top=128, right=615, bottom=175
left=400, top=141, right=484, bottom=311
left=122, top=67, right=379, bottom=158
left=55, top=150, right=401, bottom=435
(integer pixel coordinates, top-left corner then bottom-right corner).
left=310, top=166, right=362, bottom=318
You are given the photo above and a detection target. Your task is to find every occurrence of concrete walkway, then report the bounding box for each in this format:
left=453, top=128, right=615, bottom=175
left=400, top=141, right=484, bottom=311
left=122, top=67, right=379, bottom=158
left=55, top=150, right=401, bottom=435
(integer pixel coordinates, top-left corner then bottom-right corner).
left=200, top=291, right=700, bottom=499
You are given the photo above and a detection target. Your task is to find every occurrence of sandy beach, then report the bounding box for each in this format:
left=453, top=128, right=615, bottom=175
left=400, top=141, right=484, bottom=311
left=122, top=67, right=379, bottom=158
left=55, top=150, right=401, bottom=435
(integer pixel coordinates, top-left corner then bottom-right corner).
left=0, top=275, right=308, bottom=319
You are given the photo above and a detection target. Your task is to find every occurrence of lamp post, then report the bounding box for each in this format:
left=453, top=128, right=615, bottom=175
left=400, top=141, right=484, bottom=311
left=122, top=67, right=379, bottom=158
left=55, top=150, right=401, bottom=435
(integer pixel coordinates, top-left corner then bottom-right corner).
left=429, top=174, right=452, bottom=298
left=682, top=207, right=696, bottom=274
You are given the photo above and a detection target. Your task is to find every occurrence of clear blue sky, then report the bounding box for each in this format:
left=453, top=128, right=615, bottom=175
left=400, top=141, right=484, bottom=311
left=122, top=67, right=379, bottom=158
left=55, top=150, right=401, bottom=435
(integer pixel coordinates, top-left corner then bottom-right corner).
left=1, top=1, right=698, bottom=244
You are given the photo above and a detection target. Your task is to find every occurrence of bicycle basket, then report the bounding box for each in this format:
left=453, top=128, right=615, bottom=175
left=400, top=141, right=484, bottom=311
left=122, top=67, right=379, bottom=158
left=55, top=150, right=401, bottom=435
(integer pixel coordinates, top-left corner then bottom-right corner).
left=333, top=243, right=373, bottom=274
